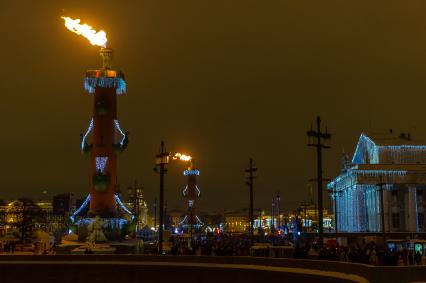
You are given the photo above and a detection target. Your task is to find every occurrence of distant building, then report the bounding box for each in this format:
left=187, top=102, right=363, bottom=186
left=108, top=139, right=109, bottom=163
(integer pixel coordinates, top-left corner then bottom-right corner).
left=223, top=209, right=249, bottom=233
left=293, top=203, right=333, bottom=232
left=53, top=193, right=75, bottom=215
left=126, top=183, right=148, bottom=233
left=328, top=131, right=426, bottom=233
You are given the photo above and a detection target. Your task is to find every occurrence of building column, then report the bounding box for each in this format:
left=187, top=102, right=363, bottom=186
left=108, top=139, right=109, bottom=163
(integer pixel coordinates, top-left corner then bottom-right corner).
left=383, top=189, right=390, bottom=233
left=406, top=186, right=418, bottom=232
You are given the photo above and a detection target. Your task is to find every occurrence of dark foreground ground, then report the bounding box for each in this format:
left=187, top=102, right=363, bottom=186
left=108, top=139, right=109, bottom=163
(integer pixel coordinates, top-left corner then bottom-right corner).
left=0, top=255, right=424, bottom=283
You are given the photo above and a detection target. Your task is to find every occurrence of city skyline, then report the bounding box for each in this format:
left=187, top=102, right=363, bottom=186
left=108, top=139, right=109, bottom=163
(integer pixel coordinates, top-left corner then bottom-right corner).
left=2, top=1, right=426, bottom=212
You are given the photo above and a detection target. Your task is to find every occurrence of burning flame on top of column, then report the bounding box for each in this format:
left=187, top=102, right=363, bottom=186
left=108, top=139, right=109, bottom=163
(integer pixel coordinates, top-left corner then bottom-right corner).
left=61, top=16, right=107, bottom=48
left=173, top=153, right=192, bottom=162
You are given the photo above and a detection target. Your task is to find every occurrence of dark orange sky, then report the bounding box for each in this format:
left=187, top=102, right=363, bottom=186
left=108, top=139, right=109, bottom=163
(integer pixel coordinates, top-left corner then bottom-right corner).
left=1, top=0, right=426, bottom=212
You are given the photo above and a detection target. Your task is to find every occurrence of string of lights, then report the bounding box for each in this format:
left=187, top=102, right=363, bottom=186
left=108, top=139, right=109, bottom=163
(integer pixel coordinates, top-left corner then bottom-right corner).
left=84, top=77, right=126, bottom=95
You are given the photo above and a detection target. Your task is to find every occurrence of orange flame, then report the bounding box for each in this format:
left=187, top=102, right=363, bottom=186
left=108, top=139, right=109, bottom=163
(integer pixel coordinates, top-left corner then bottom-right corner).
left=61, top=16, right=107, bottom=47
left=173, top=153, right=192, bottom=162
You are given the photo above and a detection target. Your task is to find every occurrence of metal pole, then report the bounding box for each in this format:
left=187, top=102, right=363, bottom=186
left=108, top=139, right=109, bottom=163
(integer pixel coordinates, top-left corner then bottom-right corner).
left=154, top=198, right=157, bottom=232
left=307, top=116, right=331, bottom=244
left=277, top=193, right=281, bottom=231
left=316, top=116, right=324, bottom=241
left=245, top=158, right=257, bottom=240
left=249, top=159, right=254, bottom=239
left=159, top=141, right=165, bottom=254
left=164, top=200, right=168, bottom=231
left=271, top=198, right=275, bottom=234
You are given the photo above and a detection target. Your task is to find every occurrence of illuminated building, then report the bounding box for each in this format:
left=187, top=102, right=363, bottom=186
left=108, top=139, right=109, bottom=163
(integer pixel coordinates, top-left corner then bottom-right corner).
left=53, top=193, right=75, bottom=216
left=126, top=182, right=148, bottom=232
left=223, top=209, right=249, bottom=234
left=292, top=204, right=333, bottom=231
left=328, top=131, right=426, bottom=232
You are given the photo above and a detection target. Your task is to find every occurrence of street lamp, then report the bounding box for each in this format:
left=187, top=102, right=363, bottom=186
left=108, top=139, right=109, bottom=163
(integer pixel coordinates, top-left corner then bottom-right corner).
left=307, top=116, right=331, bottom=243
left=245, top=158, right=258, bottom=240
left=276, top=192, right=281, bottom=233
left=154, top=141, right=170, bottom=254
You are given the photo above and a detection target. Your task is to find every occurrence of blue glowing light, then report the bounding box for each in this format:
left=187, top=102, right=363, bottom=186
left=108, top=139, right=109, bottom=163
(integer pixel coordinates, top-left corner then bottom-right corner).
left=183, top=169, right=200, bottom=176
left=352, top=133, right=426, bottom=165
left=70, top=194, right=91, bottom=223
left=114, top=194, right=133, bottom=216
left=178, top=215, right=188, bottom=226
left=327, top=169, right=406, bottom=189
left=195, top=216, right=204, bottom=225
left=114, top=119, right=126, bottom=146
left=95, top=156, right=108, bottom=173
left=84, top=77, right=126, bottom=95
left=352, top=134, right=378, bottom=164
left=81, top=118, right=94, bottom=151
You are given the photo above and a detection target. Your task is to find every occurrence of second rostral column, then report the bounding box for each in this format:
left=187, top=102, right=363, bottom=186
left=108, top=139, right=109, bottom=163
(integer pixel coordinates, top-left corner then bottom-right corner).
left=81, top=48, right=128, bottom=217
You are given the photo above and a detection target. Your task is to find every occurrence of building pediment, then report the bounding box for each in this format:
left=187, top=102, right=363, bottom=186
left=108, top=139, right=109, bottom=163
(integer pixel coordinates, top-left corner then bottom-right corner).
left=352, top=133, right=378, bottom=164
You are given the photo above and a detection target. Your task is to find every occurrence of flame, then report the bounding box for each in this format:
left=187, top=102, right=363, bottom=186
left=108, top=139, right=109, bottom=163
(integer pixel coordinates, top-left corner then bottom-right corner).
left=61, top=16, right=107, bottom=47
left=173, top=153, right=192, bottom=162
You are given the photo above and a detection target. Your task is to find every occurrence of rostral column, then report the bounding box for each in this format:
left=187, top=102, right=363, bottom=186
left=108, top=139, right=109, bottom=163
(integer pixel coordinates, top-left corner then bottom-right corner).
left=81, top=48, right=128, bottom=217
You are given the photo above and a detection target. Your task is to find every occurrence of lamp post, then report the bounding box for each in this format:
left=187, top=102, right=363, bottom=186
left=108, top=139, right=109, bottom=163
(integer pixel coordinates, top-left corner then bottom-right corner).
left=307, top=116, right=331, bottom=243
left=276, top=192, right=281, bottom=233
left=245, top=158, right=257, bottom=240
left=155, top=141, right=170, bottom=254
left=271, top=197, right=275, bottom=234
left=153, top=198, right=157, bottom=232
left=164, top=200, right=168, bottom=231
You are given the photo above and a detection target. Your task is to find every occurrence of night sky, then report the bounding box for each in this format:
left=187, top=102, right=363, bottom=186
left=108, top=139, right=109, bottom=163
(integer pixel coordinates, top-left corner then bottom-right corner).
left=1, top=1, right=426, bottom=212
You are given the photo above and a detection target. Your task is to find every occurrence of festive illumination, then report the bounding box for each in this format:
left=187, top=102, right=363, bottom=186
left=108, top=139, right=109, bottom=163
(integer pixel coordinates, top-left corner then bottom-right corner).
left=114, top=194, right=133, bottom=216
left=183, top=169, right=200, bottom=176
left=84, top=77, right=126, bottom=95
left=70, top=194, right=91, bottom=223
left=61, top=16, right=107, bottom=47
left=182, top=185, right=188, bottom=196
left=95, top=157, right=108, bottom=173
left=114, top=119, right=126, bottom=145
left=329, top=132, right=426, bottom=232
left=81, top=118, right=94, bottom=151
left=195, top=216, right=204, bottom=225
left=328, top=169, right=406, bottom=189
left=178, top=215, right=188, bottom=226
left=352, top=133, right=426, bottom=165
left=173, top=153, right=192, bottom=162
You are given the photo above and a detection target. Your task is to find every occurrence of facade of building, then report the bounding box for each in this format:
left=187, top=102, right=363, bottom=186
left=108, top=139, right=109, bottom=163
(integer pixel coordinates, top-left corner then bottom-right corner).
left=125, top=183, right=148, bottom=232
left=53, top=193, right=75, bottom=216
left=223, top=209, right=250, bottom=233
left=328, top=132, right=426, bottom=233
left=293, top=204, right=333, bottom=232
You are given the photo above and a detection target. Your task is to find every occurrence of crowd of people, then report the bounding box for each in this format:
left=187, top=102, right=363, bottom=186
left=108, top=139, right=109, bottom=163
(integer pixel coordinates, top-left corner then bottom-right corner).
left=169, top=235, right=251, bottom=256
left=165, top=234, right=426, bottom=266
left=294, top=240, right=424, bottom=266
left=0, top=241, right=17, bottom=253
